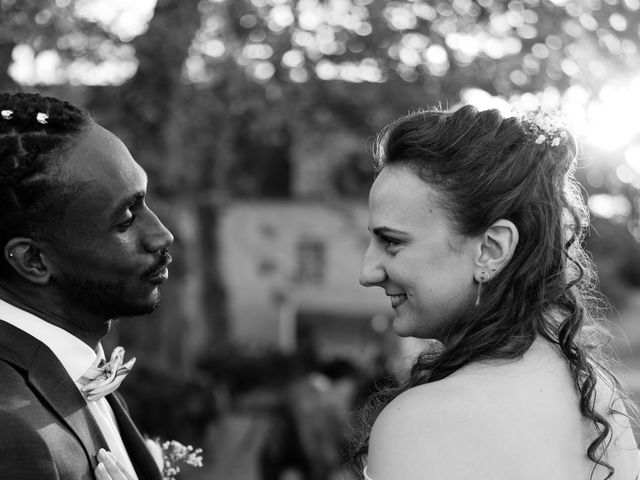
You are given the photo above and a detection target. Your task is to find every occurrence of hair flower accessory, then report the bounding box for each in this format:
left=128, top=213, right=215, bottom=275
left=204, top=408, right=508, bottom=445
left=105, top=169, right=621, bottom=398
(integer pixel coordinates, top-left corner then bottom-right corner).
left=522, top=111, right=568, bottom=148
left=1, top=109, right=12, bottom=120
left=36, top=112, right=48, bottom=124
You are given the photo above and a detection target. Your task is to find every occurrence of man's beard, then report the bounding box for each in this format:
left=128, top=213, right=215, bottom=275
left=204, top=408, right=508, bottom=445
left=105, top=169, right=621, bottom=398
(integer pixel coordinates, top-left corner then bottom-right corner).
left=61, top=274, right=160, bottom=321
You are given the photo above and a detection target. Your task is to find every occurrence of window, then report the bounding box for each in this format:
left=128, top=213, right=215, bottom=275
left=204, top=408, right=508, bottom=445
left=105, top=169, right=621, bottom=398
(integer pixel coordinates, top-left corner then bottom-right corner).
left=297, top=238, right=325, bottom=283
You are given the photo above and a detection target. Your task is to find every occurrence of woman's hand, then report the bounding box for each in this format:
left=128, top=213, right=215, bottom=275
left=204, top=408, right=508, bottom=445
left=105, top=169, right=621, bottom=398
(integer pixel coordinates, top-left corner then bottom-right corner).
left=94, top=449, right=136, bottom=480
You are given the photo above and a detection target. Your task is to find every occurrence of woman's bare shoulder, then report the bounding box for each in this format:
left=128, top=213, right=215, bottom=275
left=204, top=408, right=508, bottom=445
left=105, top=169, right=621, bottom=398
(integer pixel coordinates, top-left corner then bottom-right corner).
left=365, top=340, right=584, bottom=480
left=367, top=375, right=498, bottom=480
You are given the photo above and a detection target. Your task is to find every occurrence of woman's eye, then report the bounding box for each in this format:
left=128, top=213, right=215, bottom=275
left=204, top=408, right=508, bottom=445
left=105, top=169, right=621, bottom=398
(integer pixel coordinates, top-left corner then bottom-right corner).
left=380, top=236, right=401, bottom=250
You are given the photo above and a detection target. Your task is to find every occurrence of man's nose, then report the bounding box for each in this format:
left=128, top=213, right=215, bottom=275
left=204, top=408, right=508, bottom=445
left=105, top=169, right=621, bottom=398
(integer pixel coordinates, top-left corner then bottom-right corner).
left=144, top=210, right=174, bottom=253
left=359, top=243, right=387, bottom=287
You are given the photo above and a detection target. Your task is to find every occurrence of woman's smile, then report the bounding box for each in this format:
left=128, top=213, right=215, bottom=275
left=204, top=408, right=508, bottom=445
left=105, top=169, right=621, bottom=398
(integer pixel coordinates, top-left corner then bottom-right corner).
left=388, top=294, right=407, bottom=308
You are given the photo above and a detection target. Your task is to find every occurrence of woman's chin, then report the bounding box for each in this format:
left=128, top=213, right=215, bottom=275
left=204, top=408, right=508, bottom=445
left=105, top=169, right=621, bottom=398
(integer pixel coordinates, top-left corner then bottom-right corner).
left=391, top=315, right=419, bottom=337
left=391, top=314, right=446, bottom=340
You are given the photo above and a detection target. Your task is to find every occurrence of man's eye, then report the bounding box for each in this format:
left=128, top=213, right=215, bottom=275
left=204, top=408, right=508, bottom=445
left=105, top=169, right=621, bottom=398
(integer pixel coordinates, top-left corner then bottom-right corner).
left=118, top=214, right=136, bottom=230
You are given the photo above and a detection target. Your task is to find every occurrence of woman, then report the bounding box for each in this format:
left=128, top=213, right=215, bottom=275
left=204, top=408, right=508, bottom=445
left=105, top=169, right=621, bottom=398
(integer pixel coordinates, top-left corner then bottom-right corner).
left=356, top=105, right=639, bottom=479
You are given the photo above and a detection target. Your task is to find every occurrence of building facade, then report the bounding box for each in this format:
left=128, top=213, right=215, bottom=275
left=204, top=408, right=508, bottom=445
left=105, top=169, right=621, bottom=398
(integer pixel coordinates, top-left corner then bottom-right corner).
left=218, top=200, right=402, bottom=365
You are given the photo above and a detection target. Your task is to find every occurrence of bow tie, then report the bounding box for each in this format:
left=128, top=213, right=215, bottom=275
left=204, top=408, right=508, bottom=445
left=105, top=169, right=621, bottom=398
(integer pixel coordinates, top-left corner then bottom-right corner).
left=78, top=346, right=136, bottom=401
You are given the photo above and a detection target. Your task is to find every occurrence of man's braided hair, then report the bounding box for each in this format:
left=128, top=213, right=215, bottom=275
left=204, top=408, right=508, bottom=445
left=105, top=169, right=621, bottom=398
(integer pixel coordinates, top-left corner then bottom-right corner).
left=0, top=92, right=92, bottom=279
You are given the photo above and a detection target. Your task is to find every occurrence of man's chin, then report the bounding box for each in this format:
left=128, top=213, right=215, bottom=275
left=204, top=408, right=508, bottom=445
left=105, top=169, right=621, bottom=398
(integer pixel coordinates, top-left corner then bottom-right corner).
left=61, top=277, right=163, bottom=319
left=100, top=290, right=162, bottom=318
left=120, top=292, right=161, bottom=317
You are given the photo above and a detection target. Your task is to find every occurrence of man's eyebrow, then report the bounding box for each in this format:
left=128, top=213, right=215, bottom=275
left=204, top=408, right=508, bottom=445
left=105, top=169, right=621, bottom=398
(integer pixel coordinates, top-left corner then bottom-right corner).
left=371, top=226, right=409, bottom=236
left=111, top=191, right=145, bottom=222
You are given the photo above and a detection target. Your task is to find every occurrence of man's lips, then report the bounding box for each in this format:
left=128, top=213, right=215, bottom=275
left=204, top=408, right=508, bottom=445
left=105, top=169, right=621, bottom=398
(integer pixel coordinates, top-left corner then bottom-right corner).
left=147, top=267, right=169, bottom=285
left=142, top=254, right=173, bottom=281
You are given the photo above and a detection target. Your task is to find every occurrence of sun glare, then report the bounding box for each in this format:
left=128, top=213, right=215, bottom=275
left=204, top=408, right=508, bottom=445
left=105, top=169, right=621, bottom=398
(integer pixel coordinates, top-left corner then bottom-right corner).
left=465, top=73, right=640, bottom=157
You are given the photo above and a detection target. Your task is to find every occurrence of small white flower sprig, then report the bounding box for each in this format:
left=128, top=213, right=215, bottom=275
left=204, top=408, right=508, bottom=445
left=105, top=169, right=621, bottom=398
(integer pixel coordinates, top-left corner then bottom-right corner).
left=146, top=439, right=203, bottom=480
left=521, top=110, right=568, bottom=148
left=162, top=440, right=203, bottom=480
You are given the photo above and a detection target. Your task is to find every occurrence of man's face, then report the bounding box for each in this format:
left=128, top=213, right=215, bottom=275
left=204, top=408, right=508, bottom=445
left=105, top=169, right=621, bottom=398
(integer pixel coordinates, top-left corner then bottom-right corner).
left=45, top=123, right=174, bottom=320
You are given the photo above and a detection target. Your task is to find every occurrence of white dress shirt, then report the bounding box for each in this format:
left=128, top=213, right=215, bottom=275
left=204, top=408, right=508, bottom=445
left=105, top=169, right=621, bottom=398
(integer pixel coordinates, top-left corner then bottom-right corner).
left=0, top=298, right=138, bottom=479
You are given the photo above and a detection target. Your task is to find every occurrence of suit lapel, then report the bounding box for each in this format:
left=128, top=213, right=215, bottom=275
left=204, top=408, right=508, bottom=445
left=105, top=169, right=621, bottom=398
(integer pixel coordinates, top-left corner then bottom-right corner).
left=0, top=320, right=162, bottom=480
left=107, top=393, right=163, bottom=480
left=28, top=344, right=109, bottom=469
left=0, top=320, right=109, bottom=470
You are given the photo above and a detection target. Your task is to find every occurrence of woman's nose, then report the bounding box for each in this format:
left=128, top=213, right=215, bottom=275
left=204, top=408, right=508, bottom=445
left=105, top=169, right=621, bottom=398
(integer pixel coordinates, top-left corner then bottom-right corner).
left=359, top=243, right=387, bottom=287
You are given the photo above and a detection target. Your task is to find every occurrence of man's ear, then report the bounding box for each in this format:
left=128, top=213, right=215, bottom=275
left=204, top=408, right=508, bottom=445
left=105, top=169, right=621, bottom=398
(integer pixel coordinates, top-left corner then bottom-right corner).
left=4, top=238, right=52, bottom=285
left=473, top=219, right=519, bottom=282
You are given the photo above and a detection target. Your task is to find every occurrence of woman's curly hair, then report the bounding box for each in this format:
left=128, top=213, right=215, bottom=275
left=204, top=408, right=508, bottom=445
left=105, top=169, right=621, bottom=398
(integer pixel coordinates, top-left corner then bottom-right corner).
left=353, top=105, right=630, bottom=479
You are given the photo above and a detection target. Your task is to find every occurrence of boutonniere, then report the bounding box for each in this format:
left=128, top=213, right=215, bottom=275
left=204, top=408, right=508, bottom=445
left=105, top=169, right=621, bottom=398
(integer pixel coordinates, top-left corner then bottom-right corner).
left=145, top=438, right=203, bottom=480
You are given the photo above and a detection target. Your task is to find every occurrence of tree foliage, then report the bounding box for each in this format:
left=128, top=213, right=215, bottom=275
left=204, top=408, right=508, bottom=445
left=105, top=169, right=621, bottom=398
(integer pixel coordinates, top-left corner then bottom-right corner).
left=3, top=0, right=640, bottom=356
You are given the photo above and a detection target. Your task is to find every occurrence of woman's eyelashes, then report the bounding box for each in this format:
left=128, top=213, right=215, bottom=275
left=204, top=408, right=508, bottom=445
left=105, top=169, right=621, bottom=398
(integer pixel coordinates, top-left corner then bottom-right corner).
left=379, top=235, right=402, bottom=253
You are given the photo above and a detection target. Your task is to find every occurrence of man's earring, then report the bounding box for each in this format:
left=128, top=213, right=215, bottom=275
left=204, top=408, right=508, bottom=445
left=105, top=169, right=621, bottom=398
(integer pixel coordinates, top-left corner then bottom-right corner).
left=7, top=252, right=14, bottom=258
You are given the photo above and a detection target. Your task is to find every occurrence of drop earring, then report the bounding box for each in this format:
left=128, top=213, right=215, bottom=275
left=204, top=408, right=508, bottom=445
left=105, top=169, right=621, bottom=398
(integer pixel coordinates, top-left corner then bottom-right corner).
left=475, top=269, right=485, bottom=306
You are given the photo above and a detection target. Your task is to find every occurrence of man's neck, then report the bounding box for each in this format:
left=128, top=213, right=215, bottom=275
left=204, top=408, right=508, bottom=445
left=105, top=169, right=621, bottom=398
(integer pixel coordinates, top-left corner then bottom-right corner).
left=0, top=283, right=109, bottom=350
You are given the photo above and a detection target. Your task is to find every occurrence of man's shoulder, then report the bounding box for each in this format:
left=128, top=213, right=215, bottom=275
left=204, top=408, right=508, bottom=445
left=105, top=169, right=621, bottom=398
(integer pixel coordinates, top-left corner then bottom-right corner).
left=0, top=357, right=27, bottom=388
left=0, top=358, right=41, bottom=412
left=0, top=401, right=48, bottom=451
left=0, top=408, right=40, bottom=435
left=0, top=409, right=61, bottom=478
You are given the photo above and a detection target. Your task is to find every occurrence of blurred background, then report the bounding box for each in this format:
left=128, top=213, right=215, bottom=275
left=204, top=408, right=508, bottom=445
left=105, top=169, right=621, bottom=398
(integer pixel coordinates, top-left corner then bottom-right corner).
left=4, top=0, right=640, bottom=478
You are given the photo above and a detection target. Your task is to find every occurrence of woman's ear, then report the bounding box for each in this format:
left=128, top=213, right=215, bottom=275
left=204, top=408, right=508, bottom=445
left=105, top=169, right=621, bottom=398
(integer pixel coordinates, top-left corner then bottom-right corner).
left=473, top=219, right=519, bottom=282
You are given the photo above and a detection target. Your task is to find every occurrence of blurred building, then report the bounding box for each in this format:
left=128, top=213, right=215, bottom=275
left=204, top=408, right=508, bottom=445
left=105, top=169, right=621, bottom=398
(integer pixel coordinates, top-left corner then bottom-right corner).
left=218, top=200, right=398, bottom=364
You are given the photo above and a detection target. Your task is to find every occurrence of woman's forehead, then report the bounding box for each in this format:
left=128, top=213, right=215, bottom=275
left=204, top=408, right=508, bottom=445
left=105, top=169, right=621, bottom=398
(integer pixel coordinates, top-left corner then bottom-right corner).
left=368, top=167, right=444, bottom=229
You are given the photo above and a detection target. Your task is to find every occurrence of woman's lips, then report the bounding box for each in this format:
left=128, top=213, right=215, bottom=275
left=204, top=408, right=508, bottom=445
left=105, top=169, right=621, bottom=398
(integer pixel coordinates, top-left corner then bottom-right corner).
left=389, top=294, right=407, bottom=308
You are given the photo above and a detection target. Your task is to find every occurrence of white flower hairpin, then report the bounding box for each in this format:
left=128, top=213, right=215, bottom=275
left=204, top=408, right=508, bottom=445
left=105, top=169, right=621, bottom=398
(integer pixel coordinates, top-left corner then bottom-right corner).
left=1, top=109, right=13, bottom=120
left=523, top=111, right=568, bottom=147
left=36, top=112, right=48, bottom=124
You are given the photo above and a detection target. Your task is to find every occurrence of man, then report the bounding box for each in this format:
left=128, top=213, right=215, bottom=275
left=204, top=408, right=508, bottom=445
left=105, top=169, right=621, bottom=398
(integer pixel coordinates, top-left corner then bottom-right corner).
left=0, top=92, right=173, bottom=479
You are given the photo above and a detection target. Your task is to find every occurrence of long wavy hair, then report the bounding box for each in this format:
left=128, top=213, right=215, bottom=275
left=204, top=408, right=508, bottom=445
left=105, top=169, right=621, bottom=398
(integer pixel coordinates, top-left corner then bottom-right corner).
left=353, top=105, right=629, bottom=479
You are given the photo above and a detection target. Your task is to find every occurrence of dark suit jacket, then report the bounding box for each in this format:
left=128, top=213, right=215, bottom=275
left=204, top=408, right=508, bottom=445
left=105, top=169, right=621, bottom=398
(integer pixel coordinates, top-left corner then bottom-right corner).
left=0, top=320, right=163, bottom=480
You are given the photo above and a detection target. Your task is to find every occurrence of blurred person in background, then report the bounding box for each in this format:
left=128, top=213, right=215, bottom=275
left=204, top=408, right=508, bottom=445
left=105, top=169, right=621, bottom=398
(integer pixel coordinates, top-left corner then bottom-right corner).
left=259, top=358, right=362, bottom=480
left=0, top=92, right=173, bottom=479
left=355, top=105, right=639, bottom=480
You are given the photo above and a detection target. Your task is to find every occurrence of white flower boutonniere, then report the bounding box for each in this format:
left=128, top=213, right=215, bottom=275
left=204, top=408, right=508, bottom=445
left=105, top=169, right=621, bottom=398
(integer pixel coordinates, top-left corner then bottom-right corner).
left=145, top=438, right=203, bottom=480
